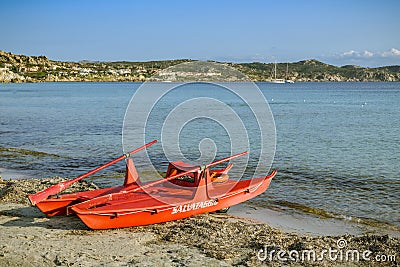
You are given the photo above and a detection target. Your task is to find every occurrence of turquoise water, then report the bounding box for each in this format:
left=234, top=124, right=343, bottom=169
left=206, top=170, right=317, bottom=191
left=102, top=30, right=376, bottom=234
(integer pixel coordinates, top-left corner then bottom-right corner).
left=0, top=82, right=399, bottom=231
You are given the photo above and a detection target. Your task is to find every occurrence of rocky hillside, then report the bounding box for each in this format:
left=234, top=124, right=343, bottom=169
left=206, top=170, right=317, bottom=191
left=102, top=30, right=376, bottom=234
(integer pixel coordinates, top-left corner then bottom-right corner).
left=236, top=60, right=400, bottom=82
left=1, top=50, right=399, bottom=83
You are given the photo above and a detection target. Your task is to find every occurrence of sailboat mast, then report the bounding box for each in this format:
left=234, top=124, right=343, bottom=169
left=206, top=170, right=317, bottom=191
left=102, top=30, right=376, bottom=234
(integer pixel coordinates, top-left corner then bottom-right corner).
left=286, top=63, right=288, bottom=80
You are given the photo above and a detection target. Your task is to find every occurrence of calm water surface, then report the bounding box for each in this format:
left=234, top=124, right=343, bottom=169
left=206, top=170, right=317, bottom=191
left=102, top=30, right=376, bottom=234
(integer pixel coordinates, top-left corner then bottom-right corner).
left=0, top=82, right=399, bottom=232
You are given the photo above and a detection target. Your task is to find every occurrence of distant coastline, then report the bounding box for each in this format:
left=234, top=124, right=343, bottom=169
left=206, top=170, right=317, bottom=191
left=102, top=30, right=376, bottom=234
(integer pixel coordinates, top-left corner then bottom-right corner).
left=1, top=50, right=399, bottom=83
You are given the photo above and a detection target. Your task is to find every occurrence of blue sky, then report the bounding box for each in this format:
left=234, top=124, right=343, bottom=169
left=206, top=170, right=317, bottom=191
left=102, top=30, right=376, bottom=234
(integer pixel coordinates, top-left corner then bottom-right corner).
left=1, top=0, right=399, bottom=67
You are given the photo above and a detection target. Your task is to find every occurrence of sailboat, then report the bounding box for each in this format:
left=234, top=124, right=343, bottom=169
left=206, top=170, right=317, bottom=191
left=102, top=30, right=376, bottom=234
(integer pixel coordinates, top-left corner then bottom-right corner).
left=285, top=63, right=294, bottom=83
left=271, top=61, right=285, bottom=83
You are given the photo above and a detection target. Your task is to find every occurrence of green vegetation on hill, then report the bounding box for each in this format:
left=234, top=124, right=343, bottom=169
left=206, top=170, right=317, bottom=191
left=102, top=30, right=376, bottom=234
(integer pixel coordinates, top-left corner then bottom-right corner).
left=0, top=50, right=399, bottom=83
left=236, top=60, right=400, bottom=82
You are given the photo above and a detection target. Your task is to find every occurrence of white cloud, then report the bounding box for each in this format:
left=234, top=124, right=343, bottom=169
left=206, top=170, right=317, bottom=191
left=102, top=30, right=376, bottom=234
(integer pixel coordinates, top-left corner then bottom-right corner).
left=363, top=50, right=374, bottom=57
left=392, top=48, right=400, bottom=55
left=340, top=48, right=400, bottom=58
left=322, top=48, right=400, bottom=67
left=382, top=48, right=400, bottom=57
left=341, top=50, right=360, bottom=57
left=340, top=50, right=375, bottom=58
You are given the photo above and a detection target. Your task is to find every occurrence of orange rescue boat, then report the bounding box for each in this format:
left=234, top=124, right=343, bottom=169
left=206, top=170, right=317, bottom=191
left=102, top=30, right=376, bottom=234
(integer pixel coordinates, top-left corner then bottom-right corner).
left=28, top=140, right=236, bottom=217
left=70, top=152, right=276, bottom=230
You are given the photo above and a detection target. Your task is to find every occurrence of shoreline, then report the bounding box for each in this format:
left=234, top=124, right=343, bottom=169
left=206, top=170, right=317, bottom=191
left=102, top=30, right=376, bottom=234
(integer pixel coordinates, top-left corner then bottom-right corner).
left=0, top=177, right=398, bottom=266
left=230, top=204, right=363, bottom=236
left=229, top=204, right=400, bottom=238
left=0, top=168, right=30, bottom=180
left=0, top=168, right=398, bottom=237
left=2, top=50, right=400, bottom=83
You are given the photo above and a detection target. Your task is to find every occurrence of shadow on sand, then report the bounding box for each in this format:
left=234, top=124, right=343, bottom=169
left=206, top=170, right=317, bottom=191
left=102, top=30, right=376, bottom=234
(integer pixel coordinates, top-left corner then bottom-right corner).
left=0, top=205, right=89, bottom=230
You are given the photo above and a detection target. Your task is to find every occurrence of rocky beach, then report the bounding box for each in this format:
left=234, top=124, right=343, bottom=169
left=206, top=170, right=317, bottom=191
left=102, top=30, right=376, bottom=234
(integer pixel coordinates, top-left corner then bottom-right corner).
left=0, top=176, right=398, bottom=266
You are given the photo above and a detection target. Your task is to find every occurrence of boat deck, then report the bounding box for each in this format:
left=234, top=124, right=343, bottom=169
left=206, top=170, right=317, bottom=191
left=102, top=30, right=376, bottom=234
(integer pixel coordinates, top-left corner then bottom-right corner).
left=80, top=177, right=266, bottom=213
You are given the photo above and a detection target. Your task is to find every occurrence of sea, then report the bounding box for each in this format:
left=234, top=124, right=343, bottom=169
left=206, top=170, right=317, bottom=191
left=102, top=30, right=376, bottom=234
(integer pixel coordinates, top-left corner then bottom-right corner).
left=0, top=82, right=399, bottom=235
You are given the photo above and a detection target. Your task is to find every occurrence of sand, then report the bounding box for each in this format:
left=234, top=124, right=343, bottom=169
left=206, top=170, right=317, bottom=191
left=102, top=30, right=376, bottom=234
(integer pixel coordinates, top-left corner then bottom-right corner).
left=0, top=177, right=398, bottom=266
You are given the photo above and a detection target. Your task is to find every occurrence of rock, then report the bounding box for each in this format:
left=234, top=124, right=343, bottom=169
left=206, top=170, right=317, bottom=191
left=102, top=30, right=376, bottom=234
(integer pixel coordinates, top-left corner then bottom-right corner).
left=0, top=68, right=26, bottom=83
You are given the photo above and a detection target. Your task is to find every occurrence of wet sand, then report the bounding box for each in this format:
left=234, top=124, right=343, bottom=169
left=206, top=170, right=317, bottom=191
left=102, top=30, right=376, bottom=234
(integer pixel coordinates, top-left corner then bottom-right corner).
left=229, top=204, right=364, bottom=236
left=0, top=177, right=398, bottom=266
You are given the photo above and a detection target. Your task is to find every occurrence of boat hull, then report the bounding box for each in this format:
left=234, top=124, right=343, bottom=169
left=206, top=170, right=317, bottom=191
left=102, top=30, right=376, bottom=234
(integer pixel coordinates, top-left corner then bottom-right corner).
left=72, top=171, right=276, bottom=229
left=36, top=185, right=138, bottom=216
